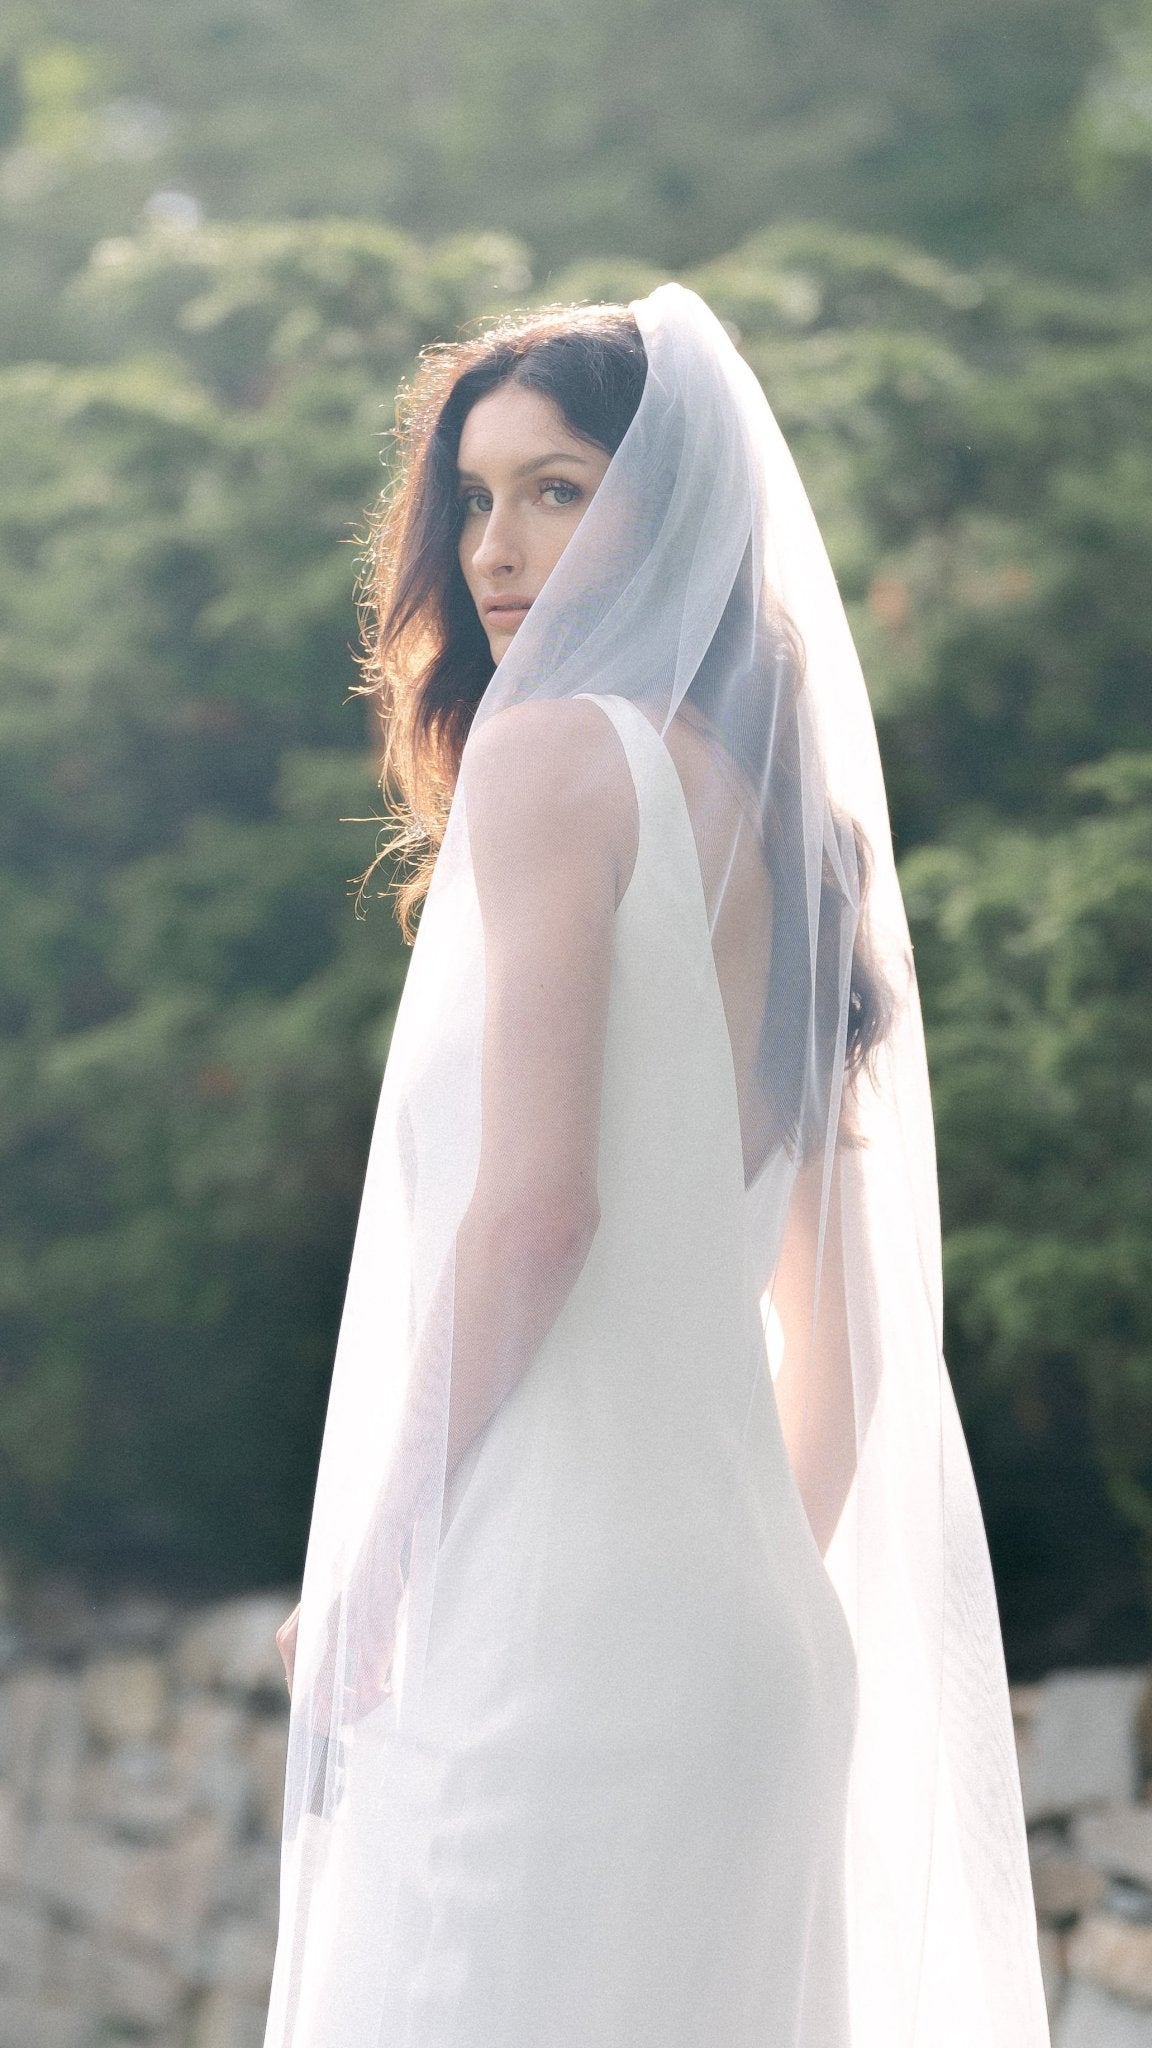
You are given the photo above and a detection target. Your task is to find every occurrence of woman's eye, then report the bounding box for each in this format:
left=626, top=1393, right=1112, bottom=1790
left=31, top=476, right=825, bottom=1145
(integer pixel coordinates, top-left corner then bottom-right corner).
left=541, top=480, right=581, bottom=506
left=460, top=489, right=491, bottom=515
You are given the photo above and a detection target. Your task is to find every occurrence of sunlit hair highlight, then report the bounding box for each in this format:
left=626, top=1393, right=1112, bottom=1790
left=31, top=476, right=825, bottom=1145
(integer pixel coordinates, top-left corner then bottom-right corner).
left=353, top=298, right=891, bottom=1143
left=354, top=304, right=648, bottom=938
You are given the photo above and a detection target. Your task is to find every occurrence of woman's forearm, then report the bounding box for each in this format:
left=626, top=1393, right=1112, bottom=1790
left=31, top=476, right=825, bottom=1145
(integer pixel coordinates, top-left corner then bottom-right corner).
left=444, top=1184, right=601, bottom=1479
left=306, top=1179, right=601, bottom=1721
left=360, top=1180, right=601, bottom=1562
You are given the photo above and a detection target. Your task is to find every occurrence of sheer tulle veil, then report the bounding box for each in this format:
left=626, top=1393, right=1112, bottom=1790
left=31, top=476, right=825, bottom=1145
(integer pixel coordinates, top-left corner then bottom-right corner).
left=263, top=283, right=1051, bottom=2046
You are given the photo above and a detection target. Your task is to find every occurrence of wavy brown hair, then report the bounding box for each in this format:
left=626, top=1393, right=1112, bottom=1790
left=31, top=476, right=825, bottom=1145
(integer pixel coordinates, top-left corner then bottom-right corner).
left=355, top=305, right=648, bottom=938
left=355, top=302, right=891, bottom=1135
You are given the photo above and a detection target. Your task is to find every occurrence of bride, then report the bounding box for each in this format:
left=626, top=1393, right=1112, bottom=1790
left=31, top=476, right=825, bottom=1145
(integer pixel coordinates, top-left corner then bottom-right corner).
left=263, top=285, right=1051, bottom=2047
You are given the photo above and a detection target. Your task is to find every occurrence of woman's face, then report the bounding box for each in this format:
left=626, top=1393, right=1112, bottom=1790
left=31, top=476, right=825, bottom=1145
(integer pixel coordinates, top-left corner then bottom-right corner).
left=456, top=382, right=613, bottom=661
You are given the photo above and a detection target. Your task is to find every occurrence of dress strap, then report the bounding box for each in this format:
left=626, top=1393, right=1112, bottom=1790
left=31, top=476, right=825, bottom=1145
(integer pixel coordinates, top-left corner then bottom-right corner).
left=572, top=690, right=672, bottom=816
left=572, top=691, right=711, bottom=932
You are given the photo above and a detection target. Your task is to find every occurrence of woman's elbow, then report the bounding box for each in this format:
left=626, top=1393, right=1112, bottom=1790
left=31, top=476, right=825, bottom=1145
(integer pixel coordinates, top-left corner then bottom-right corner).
left=474, top=1183, right=601, bottom=1281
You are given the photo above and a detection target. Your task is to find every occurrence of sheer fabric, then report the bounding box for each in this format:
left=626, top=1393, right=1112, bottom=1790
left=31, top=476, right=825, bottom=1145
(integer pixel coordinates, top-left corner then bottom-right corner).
left=263, top=284, right=1050, bottom=2047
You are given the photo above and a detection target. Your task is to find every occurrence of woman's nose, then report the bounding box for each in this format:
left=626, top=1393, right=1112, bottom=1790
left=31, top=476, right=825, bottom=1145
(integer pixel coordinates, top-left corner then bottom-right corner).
left=471, top=503, right=521, bottom=577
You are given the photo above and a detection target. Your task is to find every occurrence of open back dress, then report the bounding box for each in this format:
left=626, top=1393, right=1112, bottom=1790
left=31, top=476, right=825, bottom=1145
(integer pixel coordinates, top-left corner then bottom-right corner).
left=282, top=692, right=858, bottom=2047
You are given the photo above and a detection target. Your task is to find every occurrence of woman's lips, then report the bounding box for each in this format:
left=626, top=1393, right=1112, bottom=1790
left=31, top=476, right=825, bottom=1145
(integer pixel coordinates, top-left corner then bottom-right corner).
left=483, top=598, right=532, bottom=621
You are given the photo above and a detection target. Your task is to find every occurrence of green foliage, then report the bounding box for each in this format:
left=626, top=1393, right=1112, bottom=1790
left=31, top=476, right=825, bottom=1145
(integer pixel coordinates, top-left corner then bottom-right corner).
left=0, top=0, right=1147, bottom=1651
left=0, top=0, right=1140, bottom=327
left=0, top=224, right=531, bottom=1577
left=902, top=758, right=1152, bottom=1638
left=0, top=213, right=1149, bottom=1633
left=1074, top=0, right=1152, bottom=207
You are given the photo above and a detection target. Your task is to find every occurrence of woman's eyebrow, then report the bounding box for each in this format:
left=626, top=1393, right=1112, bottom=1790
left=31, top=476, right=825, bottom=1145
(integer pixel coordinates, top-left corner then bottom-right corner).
left=457, top=450, right=598, bottom=484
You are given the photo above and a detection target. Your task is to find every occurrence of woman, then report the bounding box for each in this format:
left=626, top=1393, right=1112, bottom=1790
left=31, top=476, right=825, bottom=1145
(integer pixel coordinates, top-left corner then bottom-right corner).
left=263, top=285, right=1051, bottom=2047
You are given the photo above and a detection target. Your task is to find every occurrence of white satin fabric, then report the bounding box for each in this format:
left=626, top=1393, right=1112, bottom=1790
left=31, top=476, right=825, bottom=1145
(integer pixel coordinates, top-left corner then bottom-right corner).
left=279, top=692, right=857, bottom=2046
left=263, top=284, right=1051, bottom=2047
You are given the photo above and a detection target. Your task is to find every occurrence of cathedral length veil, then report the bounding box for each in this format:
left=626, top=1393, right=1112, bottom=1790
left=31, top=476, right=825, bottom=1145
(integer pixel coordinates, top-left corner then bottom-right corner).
left=263, top=283, right=1050, bottom=2047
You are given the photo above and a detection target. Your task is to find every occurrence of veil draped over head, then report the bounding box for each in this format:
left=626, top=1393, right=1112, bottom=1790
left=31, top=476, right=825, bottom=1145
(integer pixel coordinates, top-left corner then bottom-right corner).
left=264, top=285, right=1049, bottom=2047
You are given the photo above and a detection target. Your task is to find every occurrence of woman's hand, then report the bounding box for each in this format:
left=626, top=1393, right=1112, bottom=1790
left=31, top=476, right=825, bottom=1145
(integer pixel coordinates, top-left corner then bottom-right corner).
left=274, top=1567, right=404, bottom=1718
left=276, top=1602, right=300, bottom=1697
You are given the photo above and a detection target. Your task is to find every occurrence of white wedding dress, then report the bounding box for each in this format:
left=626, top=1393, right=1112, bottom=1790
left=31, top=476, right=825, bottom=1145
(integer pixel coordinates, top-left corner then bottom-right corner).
left=289, top=691, right=859, bottom=2048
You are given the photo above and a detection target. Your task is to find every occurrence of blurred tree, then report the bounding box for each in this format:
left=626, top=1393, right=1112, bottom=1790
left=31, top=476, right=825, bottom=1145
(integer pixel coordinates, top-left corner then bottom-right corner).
left=902, top=755, right=1152, bottom=1666
left=0, top=216, right=1148, bottom=1671
left=0, top=222, right=529, bottom=1580
left=633, top=229, right=1152, bottom=844
left=0, top=0, right=1140, bottom=353
left=1074, top=0, right=1152, bottom=207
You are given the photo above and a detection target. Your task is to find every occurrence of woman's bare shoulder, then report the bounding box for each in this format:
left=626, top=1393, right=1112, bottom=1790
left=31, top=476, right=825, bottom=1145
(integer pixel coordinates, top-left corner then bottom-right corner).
left=462, top=696, right=638, bottom=885
left=465, top=694, right=622, bottom=765
left=464, top=696, right=633, bottom=809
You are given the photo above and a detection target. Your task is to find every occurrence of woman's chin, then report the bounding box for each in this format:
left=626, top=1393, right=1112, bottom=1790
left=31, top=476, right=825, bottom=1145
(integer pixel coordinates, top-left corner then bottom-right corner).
left=488, top=621, right=523, bottom=660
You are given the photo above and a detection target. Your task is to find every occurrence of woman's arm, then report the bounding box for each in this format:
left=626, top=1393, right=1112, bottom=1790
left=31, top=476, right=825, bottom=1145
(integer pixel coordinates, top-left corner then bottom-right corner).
left=770, top=1144, right=858, bottom=1558
left=444, top=697, right=636, bottom=1477
left=281, top=702, right=636, bottom=1705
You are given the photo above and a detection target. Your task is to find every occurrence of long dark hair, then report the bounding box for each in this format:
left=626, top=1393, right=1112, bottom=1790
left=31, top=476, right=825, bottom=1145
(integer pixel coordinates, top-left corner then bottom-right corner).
left=356, top=303, right=890, bottom=1127
left=356, top=306, right=647, bottom=932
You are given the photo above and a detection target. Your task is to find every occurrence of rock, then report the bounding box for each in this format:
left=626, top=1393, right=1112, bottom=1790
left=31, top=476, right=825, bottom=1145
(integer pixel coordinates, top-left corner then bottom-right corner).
left=189, top=1990, right=270, bottom=2048
left=214, top=1841, right=282, bottom=1929
left=201, top=1915, right=277, bottom=2000
left=0, top=1996, right=89, bottom=2048
left=175, top=1596, right=296, bottom=1699
left=118, top=1814, right=233, bottom=1959
left=14, top=1575, right=102, bottom=1661
left=168, top=1695, right=253, bottom=1835
left=82, top=1653, right=168, bottom=1745
left=1037, top=1924, right=1066, bottom=2021
left=1105, top=1877, right=1152, bottom=1925
left=1075, top=1804, right=1152, bottom=1891
left=1137, top=1685, right=1152, bottom=1785
left=25, top=1811, right=224, bottom=1958
left=0, top=1896, right=48, bottom=1996
left=1011, top=1681, right=1044, bottom=1745
left=1054, top=1977, right=1152, bottom=2046
left=49, top=1926, right=182, bottom=2030
left=99, top=1591, right=176, bottom=1653
left=0, top=1670, right=84, bottom=1818
left=25, top=1817, right=138, bottom=1927
left=0, top=1787, right=26, bottom=1883
left=1031, top=1851, right=1109, bottom=1923
left=1020, top=1670, right=1151, bottom=1822
left=1069, top=1910, right=1152, bottom=2004
left=78, top=1740, right=187, bottom=1841
left=244, top=1717, right=287, bottom=1839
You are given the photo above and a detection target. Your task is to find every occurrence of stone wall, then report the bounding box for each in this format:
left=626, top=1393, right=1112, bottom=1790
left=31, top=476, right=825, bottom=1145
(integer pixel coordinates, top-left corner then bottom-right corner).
left=1016, top=1669, right=1152, bottom=2043
left=0, top=1588, right=294, bottom=2048
left=3, top=1587, right=1152, bottom=2045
